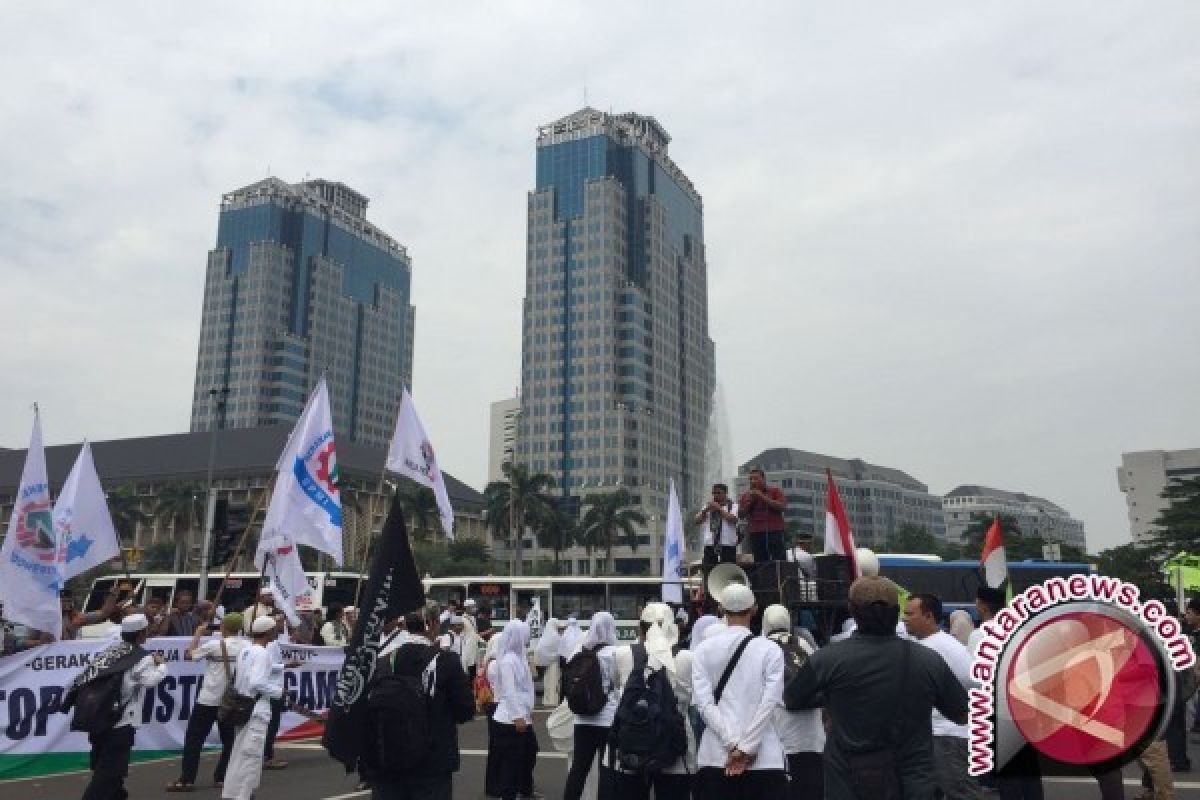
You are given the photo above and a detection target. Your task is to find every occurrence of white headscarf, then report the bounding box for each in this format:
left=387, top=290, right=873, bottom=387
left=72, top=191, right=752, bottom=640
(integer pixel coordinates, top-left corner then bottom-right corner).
left=459, top=611, right=481, bottom=672
left=534, top=617, right=562, bottom=667
left=641, top=602, right=677, bottom=673
left=689, top=615, right=718, bottom=648
left=949, top=610, right=975, bottom=647
left=558, top=616, right=584, bottom=658
left=582, top=611, right=617, bottom=651
left=497, top=619, right=534, bottom=703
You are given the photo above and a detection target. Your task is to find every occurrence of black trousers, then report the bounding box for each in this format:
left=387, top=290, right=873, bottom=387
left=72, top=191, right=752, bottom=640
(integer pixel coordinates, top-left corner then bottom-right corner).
left=702, top=545, right=737, bottom=566
left=750, top=532, right=786, bottom=563
left=786, top=752, right=823, bottom=800
left=564, top=724, right=609, bottom=800
left=179, top=702, right=235, bottom=784
left=695, top=766, right=788, bottom=800
left=264, top=696, right=283, bottom=759
left=603, top=767, right=693, bottom=800
left=370, top=772, right=453, bottom=800
left=490, top=720, right=538, bottom=800
left=1166, top=692, right=1190, bottom=768
left=996, top=745, right=1044, bottom=800
left=81, top=725, right=136, bottom=800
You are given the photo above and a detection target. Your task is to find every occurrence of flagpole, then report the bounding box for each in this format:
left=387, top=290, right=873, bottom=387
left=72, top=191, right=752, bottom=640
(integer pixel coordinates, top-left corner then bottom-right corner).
left=210, top=480, right=273, bottom=611
left=354, top=464, right=390, bottom=609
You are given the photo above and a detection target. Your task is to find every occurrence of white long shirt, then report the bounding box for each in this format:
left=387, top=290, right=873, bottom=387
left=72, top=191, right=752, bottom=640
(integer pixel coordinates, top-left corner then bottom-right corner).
left=917, top=630, right=974, bottom=738
left=764, top=633, right=825, bottom=754
left=609, top=643, right=697, bottom=774
left=190, top=636, right=247, bottom=707
left=691, top=626, right=786, bottom=770
left=118, top=654, right=168, bottom=728
left=570, top=643, right=619, bottom=728
left=492, top=652, right=535, bottom=725
left=700, top=502, right=739, bottom=547
left=232, top=642, right=284, bottom=722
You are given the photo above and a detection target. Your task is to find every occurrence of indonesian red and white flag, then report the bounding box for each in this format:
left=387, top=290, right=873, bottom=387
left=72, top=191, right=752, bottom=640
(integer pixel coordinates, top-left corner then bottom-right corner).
left=823, top=469, right=861, bottom=578
left=981, top=516, right=1008, bottom=589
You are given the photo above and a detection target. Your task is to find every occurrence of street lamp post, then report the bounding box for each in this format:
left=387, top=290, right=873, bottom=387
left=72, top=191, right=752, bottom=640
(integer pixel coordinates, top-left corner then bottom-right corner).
left=199, top=386, right=229, bottom=601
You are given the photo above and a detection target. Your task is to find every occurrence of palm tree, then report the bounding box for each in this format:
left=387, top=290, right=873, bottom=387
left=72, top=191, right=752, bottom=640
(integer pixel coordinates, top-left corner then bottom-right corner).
left=482, top=463, right=554, bottom=576
left=579, top=489, right=648, bottom=574
left=154, top=483, right=204, bottom=571
left=395, top=483, right=440, bottom=542
left=533, top=506, right=577, bottom=575
left=107, top=484, right=150, bottom=560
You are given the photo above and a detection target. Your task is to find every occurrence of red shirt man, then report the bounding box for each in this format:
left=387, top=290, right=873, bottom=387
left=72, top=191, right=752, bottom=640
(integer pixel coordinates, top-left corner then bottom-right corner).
left=737, top=468, right=788, bottom=562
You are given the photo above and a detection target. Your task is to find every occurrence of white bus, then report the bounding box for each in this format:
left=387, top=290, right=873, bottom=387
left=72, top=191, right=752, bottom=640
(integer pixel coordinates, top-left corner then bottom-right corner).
left=422, top=575, right=702, bottom=642
left=82, top=571, right=368, bottom=633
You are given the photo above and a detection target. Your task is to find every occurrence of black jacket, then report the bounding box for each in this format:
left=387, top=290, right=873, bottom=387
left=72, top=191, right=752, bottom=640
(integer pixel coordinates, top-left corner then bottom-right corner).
left=361, top=640, right=475, bottom=779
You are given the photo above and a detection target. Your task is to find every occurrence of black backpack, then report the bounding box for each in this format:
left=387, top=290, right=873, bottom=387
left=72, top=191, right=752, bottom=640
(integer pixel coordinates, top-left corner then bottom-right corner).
left=609, top=644, right=687, bottom=775
left=365, top=647, right=437, bottom=774
left=65, top=646, right=147, bottom=735
left=772, top=632, right=810, bottom=685
left=564, top=645, right=607, bottom=716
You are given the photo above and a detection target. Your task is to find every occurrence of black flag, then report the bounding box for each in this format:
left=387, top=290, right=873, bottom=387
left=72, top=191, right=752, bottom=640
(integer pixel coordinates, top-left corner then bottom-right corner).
left=322, top=490, right=425, bottom=771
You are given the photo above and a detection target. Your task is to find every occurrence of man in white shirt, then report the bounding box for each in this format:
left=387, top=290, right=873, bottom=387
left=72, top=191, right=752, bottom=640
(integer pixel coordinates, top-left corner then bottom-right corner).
left=438, top=616, right=465, bottom=656
left=761, top=604, right=825, bottom=800
left=903, top=592, right=985, bottom=800
left=66, top=612, right=168, bottom=800
left=222, top=615, right=284, bottom=800
left=694, top=483, right=739, bottom=567
left=691, top=584, right=787, bottom=799
left=170, top=610, right=246, bottom=791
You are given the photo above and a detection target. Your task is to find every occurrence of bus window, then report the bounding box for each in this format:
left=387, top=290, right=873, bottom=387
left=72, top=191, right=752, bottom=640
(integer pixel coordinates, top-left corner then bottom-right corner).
left=553, top=583, right=606, bottom=620
left=609, top=583, right=659, bottom=623
left=84, top=578, right=118, bottom=612
left=469, top=582, right=511, bottom=620
left=321, top=576, right=359, bottom=611
left=427, top=583, right=467, bottom=611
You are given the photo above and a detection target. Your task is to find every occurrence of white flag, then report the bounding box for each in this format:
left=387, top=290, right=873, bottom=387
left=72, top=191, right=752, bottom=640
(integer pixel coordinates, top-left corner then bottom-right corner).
left=0, top=413, right=62, bottom=638
left=54, top=442, right=121, bottom=582
left=662, top=479, right=685, bottom=604
left=260, top=377, right=343, bottom=563
left=258, top=534, right=306, bottom=627
left=385, top=389, right=454, bottom=538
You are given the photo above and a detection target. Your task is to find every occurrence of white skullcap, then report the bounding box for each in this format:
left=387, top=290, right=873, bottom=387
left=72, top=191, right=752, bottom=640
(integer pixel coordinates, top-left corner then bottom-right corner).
left=252, top=616, right=276, bottom=634
left=720, top=583, right=756, bottom=613
left=450, top=615, right=464, bottom=625
left=640, top=604, right=665, bottom=624
left=762, top=604, right=791, bottom=635
left=344, top=606, right=357, bottom=614
left=464, top=598, right=477, bottom=607
left=120, top=613, right=148, bottom=633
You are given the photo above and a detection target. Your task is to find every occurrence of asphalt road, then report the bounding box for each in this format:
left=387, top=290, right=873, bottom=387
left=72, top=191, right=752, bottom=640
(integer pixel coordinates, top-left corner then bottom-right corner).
left=9, top=713, right=1200, bottom=799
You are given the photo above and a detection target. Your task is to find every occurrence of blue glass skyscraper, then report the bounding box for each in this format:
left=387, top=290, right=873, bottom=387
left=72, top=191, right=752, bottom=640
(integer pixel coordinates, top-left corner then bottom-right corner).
left=517, top=109, right=716, bottom=575
left=189, top=178, right=415, bottom=446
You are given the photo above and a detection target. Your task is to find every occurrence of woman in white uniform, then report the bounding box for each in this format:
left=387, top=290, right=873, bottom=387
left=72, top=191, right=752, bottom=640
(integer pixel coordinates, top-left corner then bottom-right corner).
left=563, top=611, right=619, bottom=800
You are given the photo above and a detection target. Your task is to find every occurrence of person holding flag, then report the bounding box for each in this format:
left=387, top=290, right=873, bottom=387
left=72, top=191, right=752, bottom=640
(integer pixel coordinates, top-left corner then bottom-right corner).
left=53, top=440, right=122, bottom=585
left=386, top=388, right=455, bottom=539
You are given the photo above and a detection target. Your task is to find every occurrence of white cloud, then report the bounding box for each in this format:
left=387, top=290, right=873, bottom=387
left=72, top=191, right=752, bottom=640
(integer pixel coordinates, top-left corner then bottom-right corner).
left=2, top=1, right=1197, bottom=552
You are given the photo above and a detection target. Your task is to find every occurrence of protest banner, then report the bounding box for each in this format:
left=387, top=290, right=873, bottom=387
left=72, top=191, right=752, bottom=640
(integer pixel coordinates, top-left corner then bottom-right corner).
left=0, top=637, right=344, bottom=780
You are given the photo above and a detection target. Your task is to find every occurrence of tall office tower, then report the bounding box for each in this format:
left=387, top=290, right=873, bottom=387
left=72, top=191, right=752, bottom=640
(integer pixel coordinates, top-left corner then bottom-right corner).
left=189, top=178, right=415, bottom=446
left=516, top=109, right=716, bottom=575
left=488, top=396, right=521, bottom=484
left=1118, top=448, right=1200, bottom=542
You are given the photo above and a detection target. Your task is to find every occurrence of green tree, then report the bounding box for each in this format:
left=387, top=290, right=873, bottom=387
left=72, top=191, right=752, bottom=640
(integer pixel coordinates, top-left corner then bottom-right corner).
left=107, top=484, right=150, bottom=549
left=395, top=483, right=441, bottom=542
left=532, top=507, right=577, bottom=574
left=483, top=463, right=555, bottom=576
left=154, top=483, right=204, bottom=571
left=1151, top=476, right=1200, bottom=554
left=139, top=541, right=177, bottom=572
left=579, top=489, right=648, bottom=574
left=1093, top=543, right=1172, bottom=598
left=444, top=536, right=493, bottom=576
left=961, top=514, right=1023, bottom=560
left=886, top=524, right=938, bottom=553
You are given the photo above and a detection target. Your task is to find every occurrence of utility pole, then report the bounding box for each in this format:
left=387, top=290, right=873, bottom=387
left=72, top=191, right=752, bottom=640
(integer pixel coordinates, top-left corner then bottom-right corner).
left=199, top=386, right=229, bottom=601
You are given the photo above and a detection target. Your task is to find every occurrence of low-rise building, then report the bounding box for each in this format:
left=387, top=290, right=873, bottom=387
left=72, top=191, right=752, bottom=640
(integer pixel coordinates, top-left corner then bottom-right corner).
left=736, top=449, right=947, bottom=548
left=1118, top=448, right=1200, bottom=543
left=0, top=426, right=486, bottom=572
left=943, top=485, right=1086, bottom=551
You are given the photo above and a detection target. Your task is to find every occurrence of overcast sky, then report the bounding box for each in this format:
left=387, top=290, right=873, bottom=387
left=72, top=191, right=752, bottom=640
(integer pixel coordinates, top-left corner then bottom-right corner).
left=2, top=2, right=1197, bottom=553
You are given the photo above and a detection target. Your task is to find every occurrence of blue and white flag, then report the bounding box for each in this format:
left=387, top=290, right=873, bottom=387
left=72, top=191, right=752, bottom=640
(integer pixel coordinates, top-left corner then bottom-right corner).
left=662, top=479, right=685, bottom=604
left=0, top=412, right=62, bottom=638
left=385, top=389, right=455, bottom=539
left=260, top=377, right=343, bottom=564
left=260, top=533, right=306, bottom=627
left=54, top=442, right=121, bottom=582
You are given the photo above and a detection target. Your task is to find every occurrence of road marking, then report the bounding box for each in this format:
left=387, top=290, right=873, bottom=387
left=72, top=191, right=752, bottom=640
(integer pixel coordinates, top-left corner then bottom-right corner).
left=281, top=742, right=569, bottom=759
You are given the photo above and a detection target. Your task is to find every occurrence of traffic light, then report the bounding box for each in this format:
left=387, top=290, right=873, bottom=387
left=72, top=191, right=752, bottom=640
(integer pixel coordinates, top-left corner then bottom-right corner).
left=209, top=498, right=250, bottom=567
